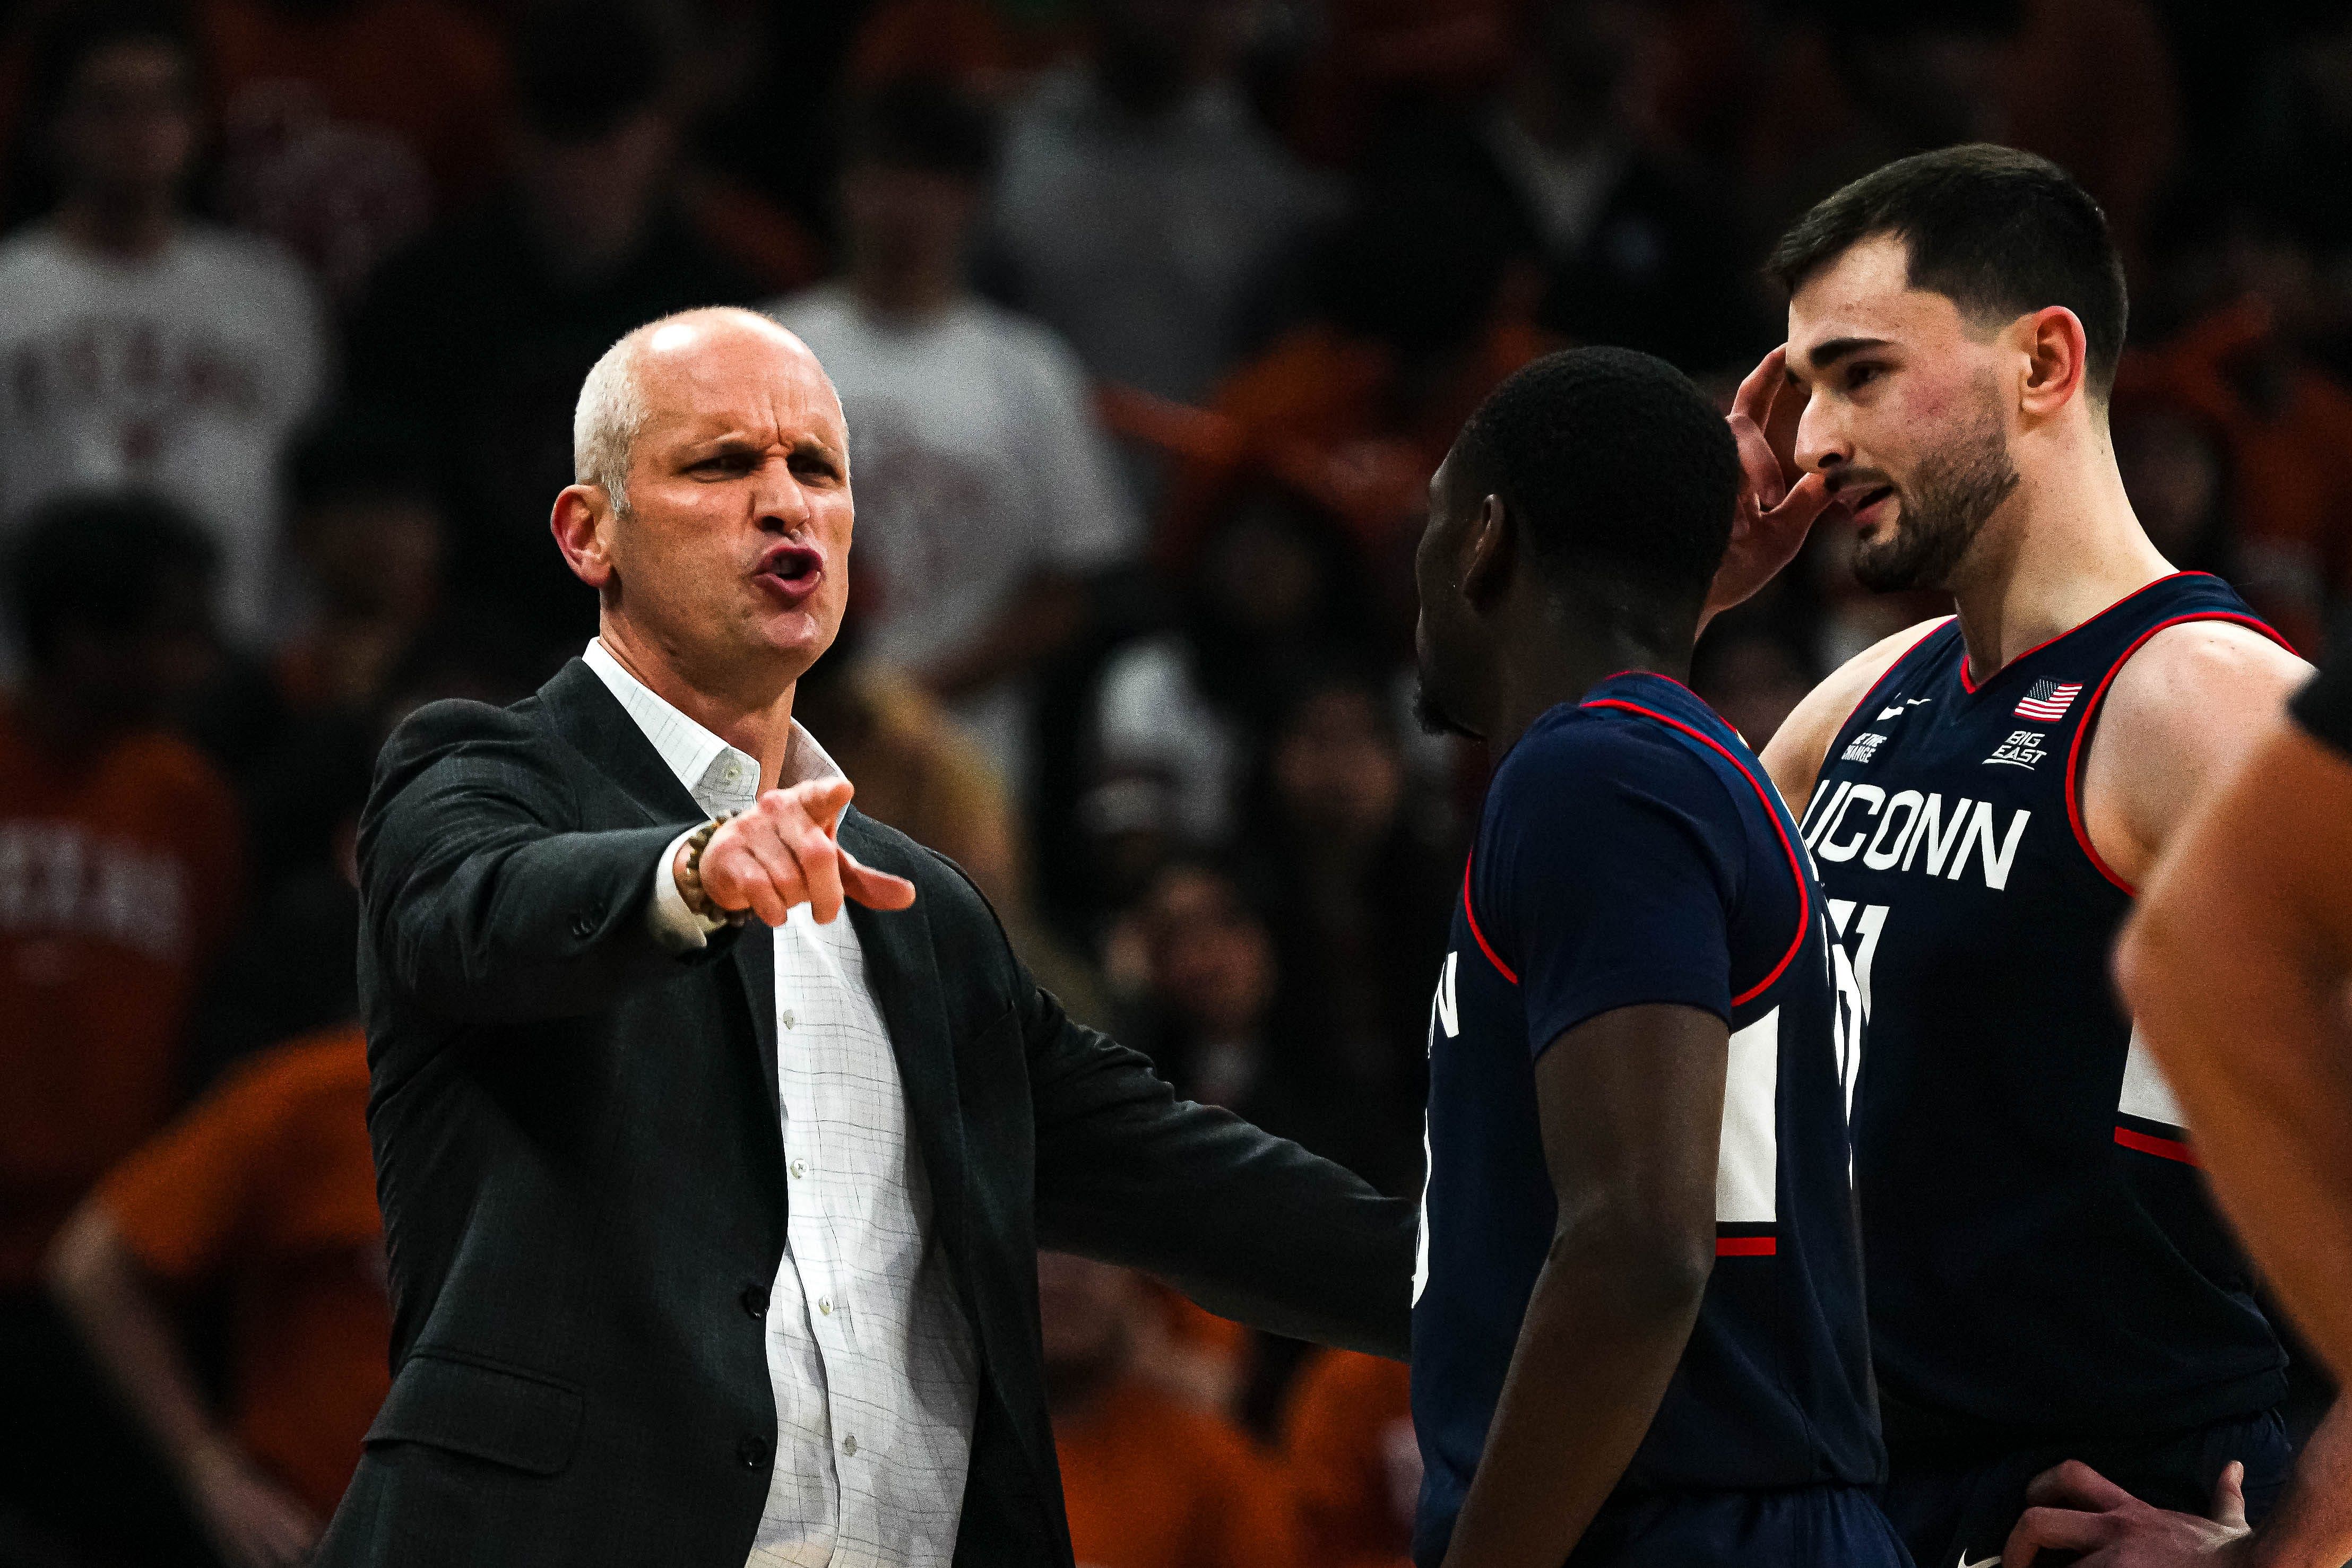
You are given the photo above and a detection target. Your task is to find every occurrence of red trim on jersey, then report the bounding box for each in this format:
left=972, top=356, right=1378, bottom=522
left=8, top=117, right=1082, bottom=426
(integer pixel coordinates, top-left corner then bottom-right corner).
left=1461, top=856, right=1518, bottom=985
left=1829, top=618, right=1953, bottom=752
left=1581, top=699, right=1810, bottom=1008
left=1715, top=1235, right=1778, bottom=1257
left=2063, top=610, right=2296, bottom=895
left=1599, top=668, right=1706, bottom=699
left=1958, top=573, right=2231, bottom=694
left=2114, top=1124, right=2201, bottom=1166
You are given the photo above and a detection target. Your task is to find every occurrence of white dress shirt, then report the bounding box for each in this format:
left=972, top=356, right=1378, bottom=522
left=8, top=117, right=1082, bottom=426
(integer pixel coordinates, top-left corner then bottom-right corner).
left=582, top=639, right=979, bottom=1568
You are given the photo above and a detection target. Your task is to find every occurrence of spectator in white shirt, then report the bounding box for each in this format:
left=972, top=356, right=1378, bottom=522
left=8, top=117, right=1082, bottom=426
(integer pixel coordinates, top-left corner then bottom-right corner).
left=981, top=0, right=1334, bottom=413
left=0, top=6, right=327, bottom=645
left=772, top=80, right=1138, bottom=795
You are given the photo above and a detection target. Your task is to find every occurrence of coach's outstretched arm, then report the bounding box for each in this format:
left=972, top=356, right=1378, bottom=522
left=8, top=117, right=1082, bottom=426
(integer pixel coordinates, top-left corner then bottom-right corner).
left=360, top=698, right=735, bottom=1020
left=1027, top=975, right=1416, bottom=1359
left=1439, top=1004, right=1725, bottom=1568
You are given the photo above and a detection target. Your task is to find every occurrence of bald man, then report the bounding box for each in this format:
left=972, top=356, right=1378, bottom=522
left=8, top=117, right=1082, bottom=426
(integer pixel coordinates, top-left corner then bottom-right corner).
left=318, top=308, right=1414, bottom=1568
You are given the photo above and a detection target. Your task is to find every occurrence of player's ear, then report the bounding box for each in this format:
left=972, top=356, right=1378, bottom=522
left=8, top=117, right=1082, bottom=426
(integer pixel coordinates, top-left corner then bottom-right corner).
left=2018, top=305, right=2088, bottom=418
left=1461, top=492, right=1513, bottom=611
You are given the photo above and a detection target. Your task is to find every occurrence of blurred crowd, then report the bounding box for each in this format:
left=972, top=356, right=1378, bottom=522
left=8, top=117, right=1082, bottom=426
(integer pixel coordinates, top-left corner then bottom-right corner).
left=1, top=0, right=2349, bottom=1563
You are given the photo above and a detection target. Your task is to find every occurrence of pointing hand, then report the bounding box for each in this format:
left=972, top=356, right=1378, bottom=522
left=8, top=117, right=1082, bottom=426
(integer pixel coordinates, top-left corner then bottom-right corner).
left=691, top=779, right=917, bottom=926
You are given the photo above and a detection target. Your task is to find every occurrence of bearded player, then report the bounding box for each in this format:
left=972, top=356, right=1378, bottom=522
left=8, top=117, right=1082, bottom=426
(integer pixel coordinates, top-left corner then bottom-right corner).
left=1714, top=144, right=2352, bottom=1568
left=1410, top=347, right=1902, bottom=1567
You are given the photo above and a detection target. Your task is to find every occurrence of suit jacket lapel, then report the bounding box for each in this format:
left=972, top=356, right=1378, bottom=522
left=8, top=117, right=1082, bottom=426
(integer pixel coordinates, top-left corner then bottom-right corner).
left=539, top=660, right=702, bottom=822
left=540, top=658, right=781, bottom=1123
left=841, top=811, right=970, bottom=1282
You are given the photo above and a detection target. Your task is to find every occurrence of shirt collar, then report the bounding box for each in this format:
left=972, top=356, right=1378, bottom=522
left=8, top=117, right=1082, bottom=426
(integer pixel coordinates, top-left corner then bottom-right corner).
left=581, top=638, right=845, bottom=819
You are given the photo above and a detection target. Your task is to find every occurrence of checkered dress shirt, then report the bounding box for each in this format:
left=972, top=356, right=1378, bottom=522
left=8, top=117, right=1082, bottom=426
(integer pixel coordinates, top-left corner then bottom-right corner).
left=583, top=639, right=978, bottom=1568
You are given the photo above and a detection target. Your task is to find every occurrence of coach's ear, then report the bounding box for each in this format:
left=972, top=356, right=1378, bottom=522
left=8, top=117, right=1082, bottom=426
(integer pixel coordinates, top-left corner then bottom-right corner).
left=551, top=484, right=617, bottom=591
left=1462, top=492, right=1514, bottom=612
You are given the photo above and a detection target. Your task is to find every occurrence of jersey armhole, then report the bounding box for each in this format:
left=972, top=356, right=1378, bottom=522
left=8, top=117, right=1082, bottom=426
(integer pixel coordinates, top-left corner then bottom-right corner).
left=2062, top=611, right=2296, bottom=895
left=1460, top=855, right=1518, bottom=985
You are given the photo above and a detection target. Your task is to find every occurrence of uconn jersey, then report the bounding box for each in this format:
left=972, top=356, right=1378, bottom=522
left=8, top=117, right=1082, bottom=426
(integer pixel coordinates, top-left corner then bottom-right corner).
left=1809, top=574, right=2294, bottom=1443
left=1412, top=673, right=1887, bottom=1567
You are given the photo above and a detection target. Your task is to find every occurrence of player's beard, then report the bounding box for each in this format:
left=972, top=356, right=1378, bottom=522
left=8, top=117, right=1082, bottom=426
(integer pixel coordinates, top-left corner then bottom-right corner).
left=1851, top=396, right=2020, bottom=593
left=1413, top=671, right=1478, bottom=740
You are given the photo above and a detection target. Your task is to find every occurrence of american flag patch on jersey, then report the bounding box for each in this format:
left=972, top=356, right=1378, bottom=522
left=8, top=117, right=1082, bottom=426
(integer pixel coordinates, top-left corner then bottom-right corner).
left=2014, top=679, right=2082, bottom=721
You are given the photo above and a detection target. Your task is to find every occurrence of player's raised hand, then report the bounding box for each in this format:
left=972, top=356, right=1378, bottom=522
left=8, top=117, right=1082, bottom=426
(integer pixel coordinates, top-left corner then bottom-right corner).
left=1703, top=345, right=1832, bottom=633
left=694, top=778, right=917, bottom=926
left=2002, top=1458, right=2250, bottom=1567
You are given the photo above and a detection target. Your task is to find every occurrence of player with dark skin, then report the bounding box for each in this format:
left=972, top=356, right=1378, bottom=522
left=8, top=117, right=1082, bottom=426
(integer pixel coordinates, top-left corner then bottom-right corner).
left=1416, top=456, right=1726, bottom=1568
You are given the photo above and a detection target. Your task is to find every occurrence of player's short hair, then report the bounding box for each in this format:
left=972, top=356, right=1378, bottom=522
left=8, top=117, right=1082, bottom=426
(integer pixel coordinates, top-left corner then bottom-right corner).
left=1452, top=347, right=1740, bottom=627
left=841, top=77, right=998, bottom=183
left=7, top=491, right=217, bottom=669
left=1766, top=144, right=2128, bottom=399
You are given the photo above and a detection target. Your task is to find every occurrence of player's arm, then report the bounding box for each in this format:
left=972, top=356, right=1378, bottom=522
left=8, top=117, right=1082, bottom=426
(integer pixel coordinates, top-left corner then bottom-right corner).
left=1758, top=619, right=1947, bottom=811
left=1439, top=1003, right=1727, bottom=1568
left=2120, top=712, right=2352, bottom=1383
left=2078, top=711, right=2352, bottom=1568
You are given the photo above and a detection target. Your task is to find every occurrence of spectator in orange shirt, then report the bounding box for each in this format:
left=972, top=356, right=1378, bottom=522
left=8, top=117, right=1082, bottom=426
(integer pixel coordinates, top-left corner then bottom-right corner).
left=49, top=1024, right=384, bottom=1568
left=0, top=492, right=244, bottom=1562
left=1042, top=1250, right=1303, bottom=1568
left=1282, top=1347, right=1417, bottom=1568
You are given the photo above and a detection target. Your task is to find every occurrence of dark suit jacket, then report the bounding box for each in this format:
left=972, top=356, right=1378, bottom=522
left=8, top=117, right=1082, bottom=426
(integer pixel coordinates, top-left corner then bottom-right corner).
left=319, top=660, right=1415, bottom=1568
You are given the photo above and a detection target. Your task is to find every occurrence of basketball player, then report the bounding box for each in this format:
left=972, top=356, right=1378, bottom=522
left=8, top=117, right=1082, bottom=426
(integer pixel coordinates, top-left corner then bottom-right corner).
left=1410, top=348, right=1902, bottom=1567
left=1717, top=145, right=2352, bottom=1568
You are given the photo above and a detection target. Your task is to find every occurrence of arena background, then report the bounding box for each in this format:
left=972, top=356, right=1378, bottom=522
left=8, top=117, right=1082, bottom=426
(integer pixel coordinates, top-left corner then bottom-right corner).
left=0, top=0, right=2347, bottom=1563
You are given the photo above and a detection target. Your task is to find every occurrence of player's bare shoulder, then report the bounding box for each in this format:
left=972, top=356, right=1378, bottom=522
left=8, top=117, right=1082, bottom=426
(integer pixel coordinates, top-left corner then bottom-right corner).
left=1759, top=618, right=1953, bottom=811
left=2079, top=617, right=2311, bottom=885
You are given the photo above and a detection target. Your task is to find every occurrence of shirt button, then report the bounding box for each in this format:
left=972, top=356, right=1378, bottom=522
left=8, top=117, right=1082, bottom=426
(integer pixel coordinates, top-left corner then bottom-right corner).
left=740, top=1283, right=768, bottom=1318
left=818, top=1296, right=833, bottom=1316
left=781, top=1009, right=796, bottom=1029
left=790, top=1160, right=807, bottom=1180
left=842, top=1436, right=858, bottom=1457
left=738, top=1435, right=771, bottom=1469
left=569, top=912, right=597, bottom=938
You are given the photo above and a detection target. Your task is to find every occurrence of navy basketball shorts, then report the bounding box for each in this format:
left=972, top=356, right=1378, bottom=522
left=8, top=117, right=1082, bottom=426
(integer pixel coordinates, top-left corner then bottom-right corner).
left=1567, top=1484, right=1913, bottom=1567
left=1880, top=1408, right=2292, bottom=1568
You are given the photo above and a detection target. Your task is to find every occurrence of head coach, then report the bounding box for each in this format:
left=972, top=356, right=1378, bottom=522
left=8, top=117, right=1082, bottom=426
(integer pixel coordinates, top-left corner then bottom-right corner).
left=315, top=307, right=1414, bottom=1568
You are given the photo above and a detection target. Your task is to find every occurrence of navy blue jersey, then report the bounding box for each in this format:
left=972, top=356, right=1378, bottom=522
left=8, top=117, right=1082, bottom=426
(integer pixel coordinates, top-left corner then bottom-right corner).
left=1412, top=672, right=1883, bottom=1567
left=1810, top=573, right=2294, bottom=1441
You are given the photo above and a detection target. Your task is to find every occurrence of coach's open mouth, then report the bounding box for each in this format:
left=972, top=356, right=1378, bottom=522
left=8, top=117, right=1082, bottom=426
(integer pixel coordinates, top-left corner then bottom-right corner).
left=754, top=543, right=824, bottom=601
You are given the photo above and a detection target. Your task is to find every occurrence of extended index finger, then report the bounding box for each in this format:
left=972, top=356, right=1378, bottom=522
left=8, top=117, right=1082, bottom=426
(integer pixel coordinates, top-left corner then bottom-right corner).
left=782, top=777, right=855, bottom=835
left=1729, top=344, right=1789, bottom=428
